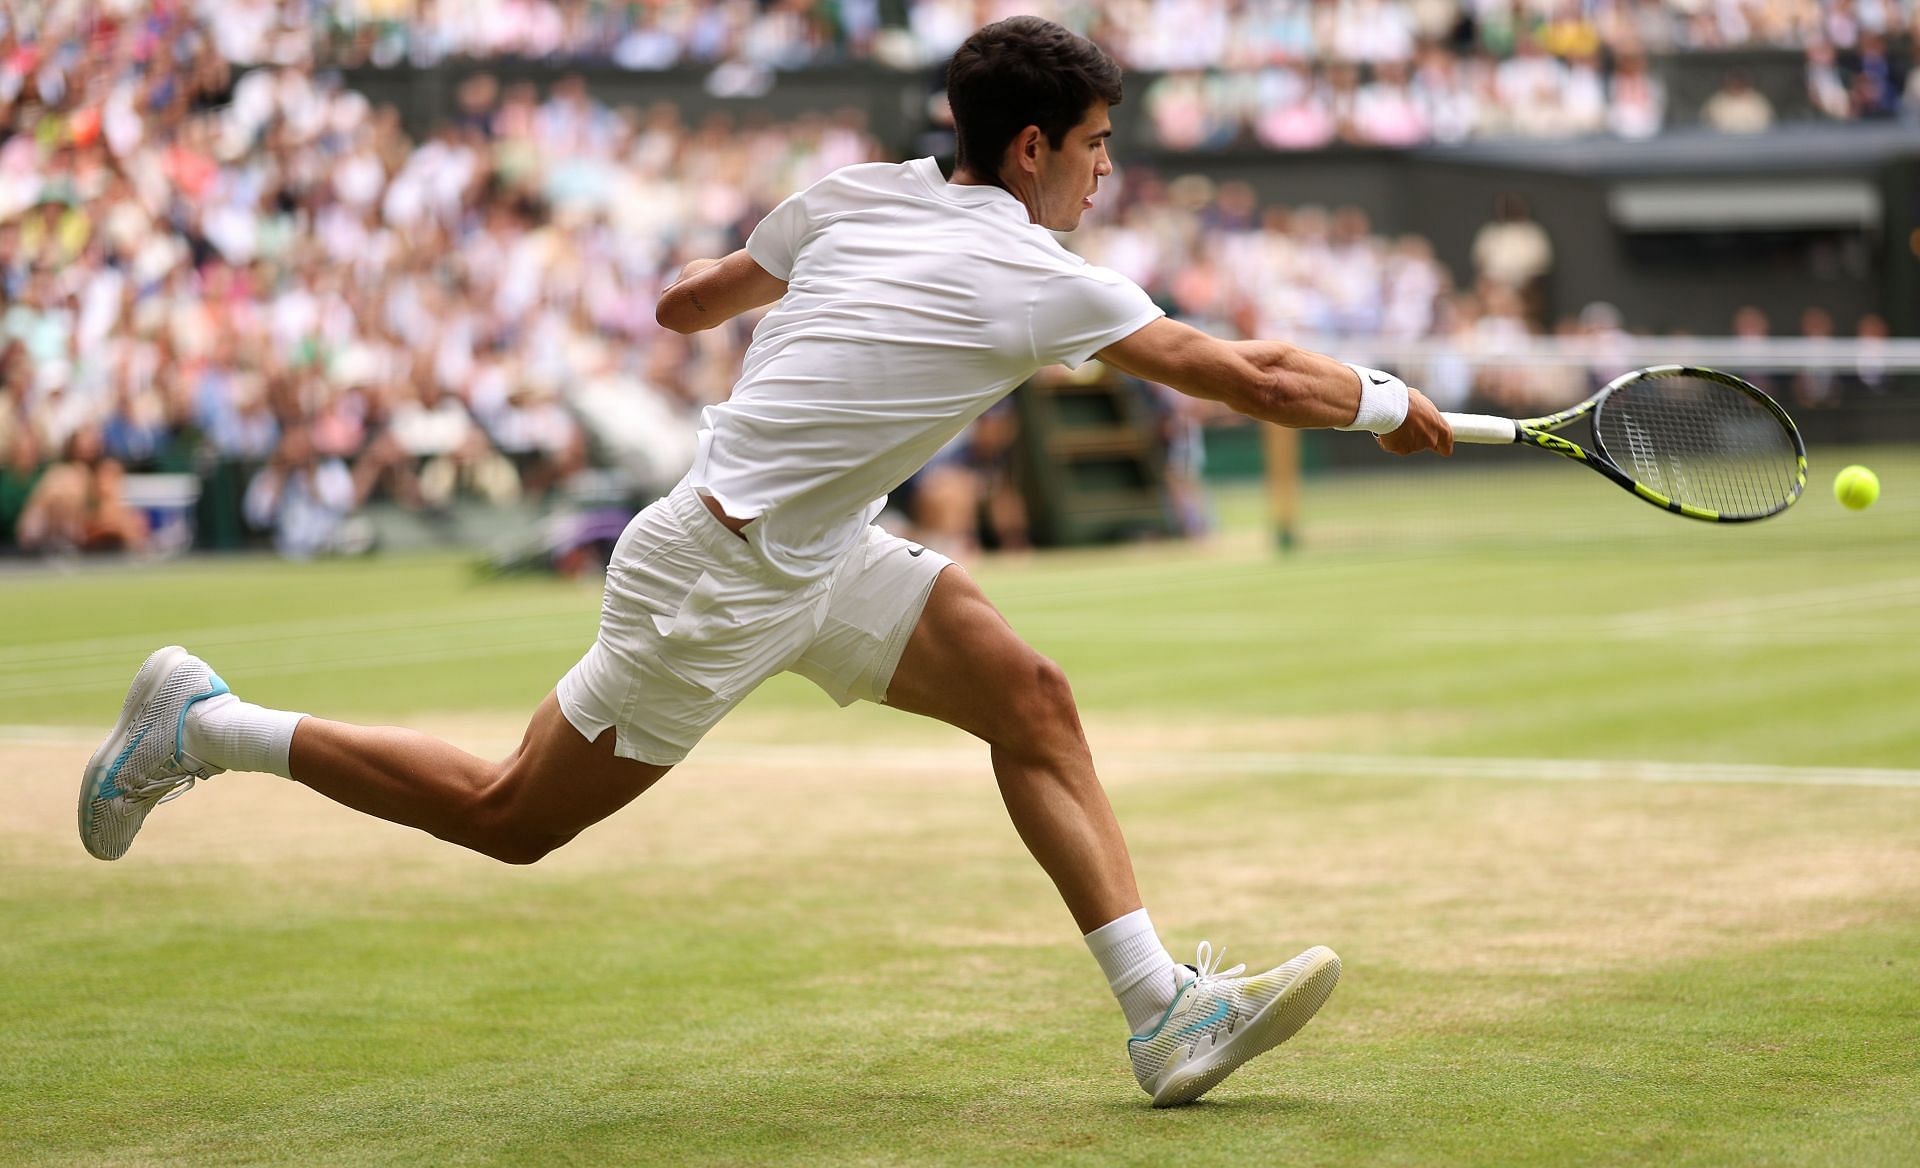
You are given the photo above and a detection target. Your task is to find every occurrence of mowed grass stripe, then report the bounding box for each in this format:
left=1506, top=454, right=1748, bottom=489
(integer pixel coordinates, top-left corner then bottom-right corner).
left=0, top=612, right=597, bottom=700
left=0, top=597, right=589, bottom=671
left=692, top=743, right=1920, bottom=789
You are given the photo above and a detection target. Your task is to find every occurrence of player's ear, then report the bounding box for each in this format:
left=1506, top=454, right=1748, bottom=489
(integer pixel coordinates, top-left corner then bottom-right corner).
left=1012, top=125, right=1044, bottom=174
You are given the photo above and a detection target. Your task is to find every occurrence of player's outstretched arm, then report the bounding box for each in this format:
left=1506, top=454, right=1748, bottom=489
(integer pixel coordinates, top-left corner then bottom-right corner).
left=655, top=249, right=789, bottom=334
left=1097, top=317, right=1453, bottom=455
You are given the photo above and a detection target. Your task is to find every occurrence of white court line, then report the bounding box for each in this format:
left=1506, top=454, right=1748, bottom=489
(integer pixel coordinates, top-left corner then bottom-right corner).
left=1409, top=624, right=1910, bottom=645
left=690, top=745, right=1920, bottom=790
left=5, top=724, right=1913, bottom=789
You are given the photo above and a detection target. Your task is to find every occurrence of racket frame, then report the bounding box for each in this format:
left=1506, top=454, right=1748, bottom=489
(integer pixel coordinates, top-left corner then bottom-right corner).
left=1450, top=364, right=1808, bottom=523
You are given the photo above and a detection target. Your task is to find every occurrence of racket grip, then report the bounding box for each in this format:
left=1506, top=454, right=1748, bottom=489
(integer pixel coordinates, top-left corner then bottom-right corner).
left=1442, top=413, right=1519, bottom=444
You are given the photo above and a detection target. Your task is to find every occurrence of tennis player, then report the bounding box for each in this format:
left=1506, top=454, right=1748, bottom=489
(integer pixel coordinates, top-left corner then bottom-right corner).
left=79, top=16, right=1452, bottom=1106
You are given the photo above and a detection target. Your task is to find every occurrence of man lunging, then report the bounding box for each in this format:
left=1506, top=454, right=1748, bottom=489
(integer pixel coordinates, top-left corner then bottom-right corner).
left=79, top=17, right=1452, bottom=1107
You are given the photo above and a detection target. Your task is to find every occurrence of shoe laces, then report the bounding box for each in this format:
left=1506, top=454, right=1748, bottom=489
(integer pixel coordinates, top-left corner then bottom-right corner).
left=1189, top=941, right=1246, bottom=985
left=125, top=753, right=219, bottom=805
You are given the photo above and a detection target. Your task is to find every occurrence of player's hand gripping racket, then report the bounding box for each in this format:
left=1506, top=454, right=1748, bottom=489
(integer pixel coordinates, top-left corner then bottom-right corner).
left=1441, top=365, right=1807, bottom=522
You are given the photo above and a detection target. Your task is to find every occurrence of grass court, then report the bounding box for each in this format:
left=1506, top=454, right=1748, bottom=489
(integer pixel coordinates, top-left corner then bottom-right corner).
left=4, top=451, right=1919, bottom=1166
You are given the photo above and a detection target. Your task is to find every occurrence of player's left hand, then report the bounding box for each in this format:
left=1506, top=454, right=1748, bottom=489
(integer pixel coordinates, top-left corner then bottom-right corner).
left=1378, top=388, right=1454, bottom=457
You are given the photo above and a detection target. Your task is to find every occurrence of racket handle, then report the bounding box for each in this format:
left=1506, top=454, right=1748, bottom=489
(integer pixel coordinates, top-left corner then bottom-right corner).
left=1442, top=413, right=1519, bottom=444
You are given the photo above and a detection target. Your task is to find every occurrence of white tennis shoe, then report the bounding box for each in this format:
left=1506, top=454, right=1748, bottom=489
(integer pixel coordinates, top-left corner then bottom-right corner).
left=1128, top=942, right=1342, bottom=1107
left=78, top=646, right=229, bottom=861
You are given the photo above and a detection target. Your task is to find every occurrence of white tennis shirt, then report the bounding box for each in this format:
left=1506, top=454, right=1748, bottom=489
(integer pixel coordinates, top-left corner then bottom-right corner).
left=687, top=156, right=1165, bottom=581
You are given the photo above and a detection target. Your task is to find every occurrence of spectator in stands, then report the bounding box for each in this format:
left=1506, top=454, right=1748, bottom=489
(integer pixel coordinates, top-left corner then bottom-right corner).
left=1354, top=60, right=1429, bottom=146
left=1419, top=291, right=1478, bottom=411
left=1146, top=71, right=1230, bottom=151
left=1254, top=66, right=1336, bottom=150
left=1577, top=299, right=1635, bottom=389
left=245, top=421, right=358, bottom=558
left=1853, top=312, right=1890, bottom=394
left=101, top=380, right=169, bottom=469
left=349, top=385, right=424, bottom=510
left=1905, top=32, right=1920, bottom=122
left=1493, top=35, right=1569, bottom=133
left=1793, top=306, right=1840, bottom=408
left=898, top=400, right=1029, bottom=558
left=1701, top=71, right=1777, bottom=132
left=389, top=367, right=519, bottom=508
left=1607, top=51, right=1667, bottom=138
left=1560, top=47, right=1609, bottom=136
left=1732, top=304, right=1772, bottom=343
left=1406, top=46, right=1472, bottom=141
left=1731, top=304, right=1786, bottom=400
left=1469, top=283, right=1538, bottom=410
left=1471, top=194, right=1553, bottom=322
left=14, top=425, right=148, bottom=554
left=1808, top=40, right=1854, bottom=118
left=1850, top=32, right=1901, bottom=118
left=0, top=422, right=45, bottom=550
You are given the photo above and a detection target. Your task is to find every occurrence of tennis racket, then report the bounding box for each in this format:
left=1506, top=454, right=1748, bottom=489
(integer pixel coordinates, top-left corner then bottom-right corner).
left=1441, top=365, right=1807, bottom=523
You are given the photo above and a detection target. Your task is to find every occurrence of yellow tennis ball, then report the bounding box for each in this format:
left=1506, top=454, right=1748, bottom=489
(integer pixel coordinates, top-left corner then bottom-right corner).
left=1834, top=465, right=1880, bottom=510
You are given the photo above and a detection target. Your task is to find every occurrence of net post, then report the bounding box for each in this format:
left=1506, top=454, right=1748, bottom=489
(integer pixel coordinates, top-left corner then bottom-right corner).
left=1262, top=422, right=1301, bottom=552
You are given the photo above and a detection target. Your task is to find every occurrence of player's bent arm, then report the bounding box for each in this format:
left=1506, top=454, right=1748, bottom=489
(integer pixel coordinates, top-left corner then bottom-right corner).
left=1096, top=318, right=1452, bottom=455
left=655, top=249, right=788, bottom=334
left=1097, top=319, right=1352, bottom=428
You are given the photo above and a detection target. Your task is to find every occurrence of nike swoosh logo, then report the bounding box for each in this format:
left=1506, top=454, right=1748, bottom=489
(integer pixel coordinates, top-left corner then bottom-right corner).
left=100, top=727, right=146, bottom=799
left=906, top=546, right=926, bottom=557
left=1176, top=999, right=1230, bottom=1037
left=1369, top=373, right=1392, bottom=385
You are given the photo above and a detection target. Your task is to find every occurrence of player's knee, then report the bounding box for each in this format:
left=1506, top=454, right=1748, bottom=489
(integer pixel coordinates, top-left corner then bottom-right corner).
left=481, top=830, right=569, bottom=866
left=463, top=774, right=573, bottom=865
left=1004, top=655, right=1085, bottom=757
left=471, top=817, right=573, bottom=865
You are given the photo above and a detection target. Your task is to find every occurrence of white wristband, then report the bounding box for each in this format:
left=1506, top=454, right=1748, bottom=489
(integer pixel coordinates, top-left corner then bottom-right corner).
left=1338, top=364, right=1410, bottom=435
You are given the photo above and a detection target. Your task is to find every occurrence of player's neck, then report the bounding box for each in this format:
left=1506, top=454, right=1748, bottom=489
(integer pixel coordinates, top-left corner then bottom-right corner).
left=950, top=165, right=1039, bottom=225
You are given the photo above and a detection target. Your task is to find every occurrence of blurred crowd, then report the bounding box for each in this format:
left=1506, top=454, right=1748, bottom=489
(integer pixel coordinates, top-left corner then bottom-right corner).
left=1124, top=0, right=1920, bottom=147
left=301, top=1, right=1914, bottom=71
left=0, top=0, right=884, bottom=556
left=0, top=1, right=1907, bottom=560
left=297, top=2, right=1920, bottom=147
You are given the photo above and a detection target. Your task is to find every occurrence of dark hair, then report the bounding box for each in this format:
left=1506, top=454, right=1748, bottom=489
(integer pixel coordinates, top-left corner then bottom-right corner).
left=945, top=17, right=1123, bottom=180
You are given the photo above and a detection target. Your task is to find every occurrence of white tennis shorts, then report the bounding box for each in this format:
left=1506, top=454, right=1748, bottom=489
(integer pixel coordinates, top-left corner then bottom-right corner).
left=557, top=481, right=952, bottom=765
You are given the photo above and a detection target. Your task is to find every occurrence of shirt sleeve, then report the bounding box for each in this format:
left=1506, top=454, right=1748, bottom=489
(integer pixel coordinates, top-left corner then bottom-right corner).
left=745, top=189, right=810, bottom=281
left=1029, top=265, right=1166, bottom=369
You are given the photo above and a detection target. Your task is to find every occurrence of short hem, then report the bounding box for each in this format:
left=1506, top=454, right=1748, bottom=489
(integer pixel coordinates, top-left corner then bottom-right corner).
left=609, top=734, right=691, bottom=768
left=557, top=651, right=696, bottom=768
left=873, top=561, right=952, bottom=706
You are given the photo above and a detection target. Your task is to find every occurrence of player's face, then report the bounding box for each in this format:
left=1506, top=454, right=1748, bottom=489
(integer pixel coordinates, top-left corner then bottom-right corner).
left=1035, top=102, right=1114, bottom=231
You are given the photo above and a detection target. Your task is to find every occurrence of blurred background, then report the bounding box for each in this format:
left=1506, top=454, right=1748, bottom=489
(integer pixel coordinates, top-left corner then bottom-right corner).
left=2, top=0, right=1918, bottom=566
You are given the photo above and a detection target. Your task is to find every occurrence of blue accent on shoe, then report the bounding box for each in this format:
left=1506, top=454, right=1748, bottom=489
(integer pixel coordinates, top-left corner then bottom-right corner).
left=172, top=671, right=230, bottom=759
left=1176, top=999, right=1230, bottom=1037
left=99, top=727, right=146, bottom=800
left=1127, top=979, right=1197, bottom=1047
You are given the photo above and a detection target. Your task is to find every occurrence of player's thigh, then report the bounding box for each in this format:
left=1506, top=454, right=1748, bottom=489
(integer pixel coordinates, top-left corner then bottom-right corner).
left=787, top=524, right=949, bottom=707
left=491, top=690, right=673, bottom=839
left=882, top=566, right=1078, bottom=747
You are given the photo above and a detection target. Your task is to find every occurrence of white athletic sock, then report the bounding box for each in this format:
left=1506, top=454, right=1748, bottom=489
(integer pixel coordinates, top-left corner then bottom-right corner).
left=183, top=693, right=305, bottom=778
left=1084, top=908, right=1180, bottom=1035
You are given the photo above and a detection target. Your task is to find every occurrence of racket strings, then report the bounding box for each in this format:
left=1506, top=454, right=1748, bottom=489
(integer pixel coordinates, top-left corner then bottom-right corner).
left=1594, top=377, right=1800, bottom=518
